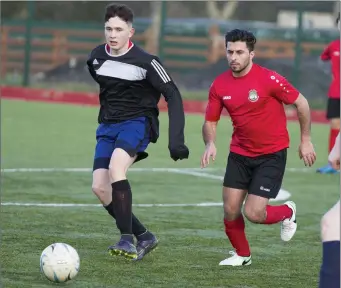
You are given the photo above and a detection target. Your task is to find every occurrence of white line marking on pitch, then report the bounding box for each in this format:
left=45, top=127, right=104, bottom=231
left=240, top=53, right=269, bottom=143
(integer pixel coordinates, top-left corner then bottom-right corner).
left=0, top=167, right=215, bottom=173
left=0, top=167, right=313, bottom=173
left=1, top=167, right=292, bottom=207
left=1, top=202, right=224, bottom=208
left=160, top=169, right=291, bottom=202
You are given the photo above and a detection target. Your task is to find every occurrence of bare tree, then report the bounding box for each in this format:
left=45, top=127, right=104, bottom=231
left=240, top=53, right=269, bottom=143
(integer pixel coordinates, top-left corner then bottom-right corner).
left=206, top=1, right=239, bottom=20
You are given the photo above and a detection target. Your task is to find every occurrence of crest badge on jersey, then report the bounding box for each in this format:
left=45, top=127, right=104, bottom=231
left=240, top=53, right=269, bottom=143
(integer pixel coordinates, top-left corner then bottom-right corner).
left=248, top=89, right=259, bottom=102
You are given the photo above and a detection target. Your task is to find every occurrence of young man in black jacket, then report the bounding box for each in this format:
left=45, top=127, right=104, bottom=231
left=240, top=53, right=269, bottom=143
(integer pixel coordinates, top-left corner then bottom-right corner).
left=87, top=3, right=189, bottom=261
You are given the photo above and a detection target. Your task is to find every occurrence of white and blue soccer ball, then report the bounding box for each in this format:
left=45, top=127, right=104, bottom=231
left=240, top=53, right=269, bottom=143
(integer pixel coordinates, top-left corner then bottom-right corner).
left=40, top=243, right=80, bottom=283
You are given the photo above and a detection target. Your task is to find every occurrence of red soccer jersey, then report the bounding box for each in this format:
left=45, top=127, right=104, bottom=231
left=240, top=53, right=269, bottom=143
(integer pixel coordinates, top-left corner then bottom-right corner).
left=320, top=39, right=340, bottom=99
left=205, top=64, right=300, bottom=157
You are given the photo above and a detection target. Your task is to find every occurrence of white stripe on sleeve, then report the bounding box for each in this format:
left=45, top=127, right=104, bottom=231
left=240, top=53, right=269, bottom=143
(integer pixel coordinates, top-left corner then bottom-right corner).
left=151, top=59, right=171, bottom=83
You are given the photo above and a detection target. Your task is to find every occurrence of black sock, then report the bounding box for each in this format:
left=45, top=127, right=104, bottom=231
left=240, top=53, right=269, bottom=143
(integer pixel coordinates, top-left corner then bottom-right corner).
left=132, top=215, right=148, bottom=237
left=104, top=202, right=116, bottom=219
left=319, top=241, right=340, bottom=288
left=111, top=180, right=132, bottom=236
left=135, top=230, right=153, bottom=241
left=104, top=201, right=149, bottom=238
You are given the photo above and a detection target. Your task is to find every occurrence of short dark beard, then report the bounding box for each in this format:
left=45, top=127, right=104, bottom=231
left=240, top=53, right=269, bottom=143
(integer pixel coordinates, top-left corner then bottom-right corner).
left=230, top=59, right=250, bottom=75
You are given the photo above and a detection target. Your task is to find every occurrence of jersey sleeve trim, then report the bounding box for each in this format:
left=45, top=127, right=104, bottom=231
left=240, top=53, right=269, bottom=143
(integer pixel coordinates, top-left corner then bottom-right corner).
left=150, top=58, right=171, bottom=83
left=268, top=72, right=300, bottom=105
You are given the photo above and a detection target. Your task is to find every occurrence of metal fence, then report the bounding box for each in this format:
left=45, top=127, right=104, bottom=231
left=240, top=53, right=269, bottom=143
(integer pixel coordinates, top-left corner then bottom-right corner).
left=1, top=1, right=338, bottom=105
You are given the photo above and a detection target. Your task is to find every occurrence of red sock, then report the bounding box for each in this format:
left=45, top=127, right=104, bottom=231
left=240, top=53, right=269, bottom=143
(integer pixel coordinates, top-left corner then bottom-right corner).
left=329, top=129, right=339, bottom=153
left=263, top=205, right=293, bottom=224
left=224, top=215, right=250, bottom=256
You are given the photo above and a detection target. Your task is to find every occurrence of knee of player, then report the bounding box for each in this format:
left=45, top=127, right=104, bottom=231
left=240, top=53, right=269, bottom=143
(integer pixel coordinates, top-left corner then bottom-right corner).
left=91, top=184, right=107, bottom=196
left=320, top=213, right=332, bottom=235
left=244, top=206, right=265, bottom=224
left=330, top=118, right=340, bottom=130
left=108, top=148, right=135, bottom=181
left=108, top=164, right=127, bottom=181
left=223, top=203, right=242, bottom=220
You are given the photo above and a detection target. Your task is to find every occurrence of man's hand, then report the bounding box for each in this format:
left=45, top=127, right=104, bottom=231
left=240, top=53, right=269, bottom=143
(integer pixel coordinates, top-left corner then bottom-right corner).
left=201, top=142, right=217, bottom=168
left=169, top=144, right=189, bottom=161
left=293, top=93, right=315, bottom=167
left=298, top=139, right=316, bottom=167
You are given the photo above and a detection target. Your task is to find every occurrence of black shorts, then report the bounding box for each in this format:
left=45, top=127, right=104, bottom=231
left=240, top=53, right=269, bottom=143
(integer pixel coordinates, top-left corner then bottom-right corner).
left=223, top=149, right=287, bottom=199
left=326, top=98, right=340, bottom=119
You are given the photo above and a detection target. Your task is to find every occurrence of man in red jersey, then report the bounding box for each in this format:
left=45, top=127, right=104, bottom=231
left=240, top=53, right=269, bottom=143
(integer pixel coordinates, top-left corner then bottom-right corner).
left=317, top=13, right=340, bottom=174
left=200, top=29, right=316, bottom=266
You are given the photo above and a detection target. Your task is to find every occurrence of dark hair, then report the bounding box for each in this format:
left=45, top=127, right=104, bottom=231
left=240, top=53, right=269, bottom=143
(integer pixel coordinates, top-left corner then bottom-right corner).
left=224, top=29, right=257, bottom=51
left=104, top=3, right=134, bottom=24
left=336, top=13, right=340, bottom=25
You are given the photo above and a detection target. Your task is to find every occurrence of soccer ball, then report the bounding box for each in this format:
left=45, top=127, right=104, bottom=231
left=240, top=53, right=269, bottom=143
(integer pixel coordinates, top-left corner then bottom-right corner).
left=40, top=243, right=80, bottom=283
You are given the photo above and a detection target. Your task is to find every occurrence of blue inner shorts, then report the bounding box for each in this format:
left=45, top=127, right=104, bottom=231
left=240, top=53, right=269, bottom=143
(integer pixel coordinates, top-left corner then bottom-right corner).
left=93, top=116, right=151, bottom=171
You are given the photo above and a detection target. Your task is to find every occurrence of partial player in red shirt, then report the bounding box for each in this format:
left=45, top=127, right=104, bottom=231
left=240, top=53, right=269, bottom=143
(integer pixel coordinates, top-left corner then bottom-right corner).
left=317, top=13, right=340, bottom=174
left=200, top=29, right=316, bottom=267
